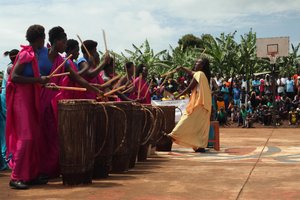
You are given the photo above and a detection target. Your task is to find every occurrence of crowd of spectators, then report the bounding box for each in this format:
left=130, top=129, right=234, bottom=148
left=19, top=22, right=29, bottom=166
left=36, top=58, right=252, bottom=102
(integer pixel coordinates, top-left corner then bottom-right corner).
left=149, top=72, right=300, bottom=127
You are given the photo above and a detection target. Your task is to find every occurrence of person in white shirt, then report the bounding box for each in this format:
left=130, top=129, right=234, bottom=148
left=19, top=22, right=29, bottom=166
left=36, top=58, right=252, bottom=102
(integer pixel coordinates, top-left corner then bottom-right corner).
left=277, top=75, right=285, bottom=96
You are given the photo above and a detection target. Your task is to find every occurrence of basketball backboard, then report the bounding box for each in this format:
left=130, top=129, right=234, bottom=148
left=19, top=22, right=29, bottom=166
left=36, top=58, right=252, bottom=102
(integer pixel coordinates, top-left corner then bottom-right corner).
left=256, top=37, right=289, bottom=58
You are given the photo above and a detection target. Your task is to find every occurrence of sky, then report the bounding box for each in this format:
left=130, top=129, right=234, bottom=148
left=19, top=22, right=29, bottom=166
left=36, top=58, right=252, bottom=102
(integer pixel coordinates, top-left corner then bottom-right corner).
left=0, top=0, right=300, bottom=70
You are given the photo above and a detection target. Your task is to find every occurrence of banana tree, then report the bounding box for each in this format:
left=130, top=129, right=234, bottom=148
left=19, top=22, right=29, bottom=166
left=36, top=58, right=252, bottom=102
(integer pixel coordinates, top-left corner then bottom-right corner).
left=277, top=43, right=300, bottom=76
left=166, top=45, right=204, bottom=68
left=110, top=40, right=170, bottom=77
left=203, top=32, right=240, bottom=79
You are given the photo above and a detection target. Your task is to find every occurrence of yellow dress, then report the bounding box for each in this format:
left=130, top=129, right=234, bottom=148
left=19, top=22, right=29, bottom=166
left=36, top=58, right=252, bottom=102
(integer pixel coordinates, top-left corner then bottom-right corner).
left=169, top=71, right=212, bottom=149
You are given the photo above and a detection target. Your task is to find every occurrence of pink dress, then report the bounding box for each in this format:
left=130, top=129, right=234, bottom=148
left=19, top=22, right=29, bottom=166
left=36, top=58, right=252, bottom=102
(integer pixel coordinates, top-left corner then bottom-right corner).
left=51, top=59, right=84, bottom=122
left=6, top=45, right=41, bottom=181
left=39, top=54, right=65, bottom=178
left=129, top=77, right=151, bottom=104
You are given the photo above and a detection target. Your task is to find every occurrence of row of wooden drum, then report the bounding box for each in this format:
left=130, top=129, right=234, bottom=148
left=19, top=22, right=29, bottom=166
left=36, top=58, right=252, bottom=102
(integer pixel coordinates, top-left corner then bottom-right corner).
left=58, top=100, right=176, bottom=185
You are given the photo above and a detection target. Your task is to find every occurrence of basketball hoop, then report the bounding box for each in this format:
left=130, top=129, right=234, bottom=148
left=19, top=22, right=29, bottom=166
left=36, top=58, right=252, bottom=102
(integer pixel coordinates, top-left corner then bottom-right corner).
left=267, top=44, right=279, bottom=64
left=267, top=52, right=278, bottom=64
left=256, top=37, right=289, bottom=64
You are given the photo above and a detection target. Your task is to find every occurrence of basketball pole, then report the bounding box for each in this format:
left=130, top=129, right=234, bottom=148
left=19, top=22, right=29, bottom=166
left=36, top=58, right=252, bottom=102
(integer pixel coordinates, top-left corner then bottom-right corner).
left=271, top=62, right=277, bottom=127
left=269, top=54, right=277, bottom=127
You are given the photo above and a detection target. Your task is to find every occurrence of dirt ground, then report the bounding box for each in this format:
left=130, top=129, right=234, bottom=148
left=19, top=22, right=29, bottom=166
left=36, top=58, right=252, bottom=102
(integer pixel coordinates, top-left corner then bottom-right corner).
left=1, top=128, right=300, bottom=200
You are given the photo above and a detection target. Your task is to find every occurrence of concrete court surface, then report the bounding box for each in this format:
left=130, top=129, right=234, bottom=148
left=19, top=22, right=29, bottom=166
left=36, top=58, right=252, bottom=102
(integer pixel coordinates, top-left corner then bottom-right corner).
left=1, top=128, right=300, bottom=200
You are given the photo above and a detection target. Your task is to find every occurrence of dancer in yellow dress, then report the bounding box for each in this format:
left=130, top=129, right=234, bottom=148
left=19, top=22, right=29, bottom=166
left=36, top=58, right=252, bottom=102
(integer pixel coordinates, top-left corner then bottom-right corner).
left=168, top=58, right=212, bottom=153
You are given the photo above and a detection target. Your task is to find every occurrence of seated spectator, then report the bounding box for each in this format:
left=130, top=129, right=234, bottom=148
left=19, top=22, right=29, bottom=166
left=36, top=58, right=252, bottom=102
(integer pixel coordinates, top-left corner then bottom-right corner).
left=245, top=113, right=254, bottom=128
left=240, top=105, right=248, bottom=127
left=250, top=91, right=259, bottom=110
left=247, top=105, right=253, bottom=114
left=297, top=104, right=300, bottom=121
left=289, top=107, right=298, bottom=125
left=165, top=77, right=178, bottom=93
left=275, top=109, right=281, bottom=126
left=217, top=107, right=227, bottom=126
left=216, top=94, right=225, bottom=111
left=231, top=105, right=239, bottom=122
left=227, top=100, right=234, bottom=117
left=151, top=87, right=163, bottom=100
left=262, top=105, right=272, bottom=126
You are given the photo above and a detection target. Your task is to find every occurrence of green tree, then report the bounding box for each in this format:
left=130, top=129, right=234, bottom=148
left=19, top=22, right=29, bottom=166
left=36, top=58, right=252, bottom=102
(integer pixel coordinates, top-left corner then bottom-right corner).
left=177, top=34, right=204, bottom=51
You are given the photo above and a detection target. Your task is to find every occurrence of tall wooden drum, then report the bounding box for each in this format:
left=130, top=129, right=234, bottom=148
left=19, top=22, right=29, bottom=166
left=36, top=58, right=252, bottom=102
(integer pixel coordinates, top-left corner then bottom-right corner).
left=155, top=106, right=175, bottom=151
left=93, top=103, right=127, bottom=178
left=138, top=105, right=156, bottom=161
left=129, top=103, right=144, bottom=168
left=106, top=102, right=133, bottom=173
left=58, top=100, right=97, bottom=185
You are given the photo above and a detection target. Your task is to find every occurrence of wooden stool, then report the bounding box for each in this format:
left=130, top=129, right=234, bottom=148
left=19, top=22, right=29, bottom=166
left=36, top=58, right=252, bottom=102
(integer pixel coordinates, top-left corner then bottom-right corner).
left=208, top=121, right=220, bottom=151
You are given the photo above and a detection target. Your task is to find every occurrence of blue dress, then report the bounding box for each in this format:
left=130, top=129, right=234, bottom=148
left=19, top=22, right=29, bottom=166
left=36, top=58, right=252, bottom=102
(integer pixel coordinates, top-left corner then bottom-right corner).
left=38, top=47, right=53, bottom=76
left=76, top=57, right=87, bottom=71
left=0, top=70, right=9, bottom=170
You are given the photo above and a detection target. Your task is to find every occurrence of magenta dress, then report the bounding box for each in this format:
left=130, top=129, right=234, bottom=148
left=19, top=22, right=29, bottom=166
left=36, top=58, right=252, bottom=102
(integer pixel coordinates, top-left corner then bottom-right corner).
left=6, top=45, right=41, bottom=182
left=129, top=76, right=151, bottom=104
left=51, top=59, right=84, bottom=122
left=76, top=57, right=104, bottom=100
left=38, top=47, right=65, bottom=178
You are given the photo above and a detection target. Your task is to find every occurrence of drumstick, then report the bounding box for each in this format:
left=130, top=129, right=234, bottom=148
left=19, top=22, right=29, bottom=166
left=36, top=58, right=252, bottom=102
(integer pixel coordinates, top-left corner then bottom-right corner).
left=96, top=94, right=118, bottom=100
left=112, top=54, right=116, bottom=77
left=76, top=34, right=92, bottom=58
left=161, top=69, right=177, bottom=78
left=137, top=73, right=142, bottom=99
left=47, top=72, right=70, bottom=78
left=143, top=80, right=153, bottom=99
left=124, top=65, right=130, bottom=82
left=102, top=29, right=108, bottom=52
left=126, top=82, right=134, bottom=88
left=133, top=65, right=136, bottom=79
left=122, top=85, right=134, bottom=94
left=112, top=75, right=123, bottom=89
left=45, top=83, right=87, bottom=91
left=159, top=49, right=207, bottom=78
left=56, top=86, right=87, bottom=91
left=158, top=74, right=169, bottom=89
left=120, top=82, right=134, bottom=93
left=49, top=54, right=73, bottom=77
left=90, top=83, right=102, bottom=87
left=104, top=85, right=126, bottom=97
left=102, top=75, right=121, bottom=86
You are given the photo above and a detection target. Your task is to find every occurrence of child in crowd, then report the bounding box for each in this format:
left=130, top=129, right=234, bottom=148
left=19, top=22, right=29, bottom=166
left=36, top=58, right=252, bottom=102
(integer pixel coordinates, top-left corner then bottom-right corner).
left=240, top=105, right=248, bottom=128
left=231, top=105, right=239, bottom=122
left=289, top=107, right=298, bottom=125
left=216, top=94, right=225, bottom=112
left=240, top=87, right=247, bottom=106
left=245, top=112, right=254, bottom=128
left=262, top=106, right=272, bottom=126
left=217, top=107, right=227, bottom=126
